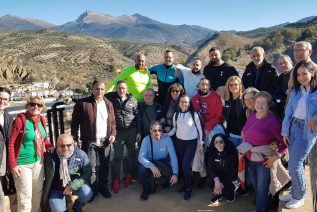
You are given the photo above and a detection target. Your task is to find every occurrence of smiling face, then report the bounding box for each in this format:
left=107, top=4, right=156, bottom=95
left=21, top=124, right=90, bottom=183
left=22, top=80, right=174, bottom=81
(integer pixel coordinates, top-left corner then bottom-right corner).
left=278, top=57, right=293, bottom=74
left=56, top=134, right=75, bottom=158
left=254, top=96, right=269, bottom=115
left=170, top=88, right=181, bottom=101
left=92, top=82, right=105, bottom=101
left=150, top=123, right=162, bottom=140
left=250, top=48, right=265, bottom=67
left=164, top=51, right=174, bottom=66
left=179, top=96, right=190, bottom=112
left=244, top=93, right=255, bottom=109
left=228, top=79, right=240, bottom=95
left=116, top=82, right=128, bottom=98
left=294, top=42, right=311, bottom=63
left=27, top=97, right=45, bottom=116
left=144, top=90, right=155, bottom=105
left=296, top=66, right=313, bottom=88
left=199, top=79, right=210, bottom=94
left=191, top=59, right=202, bottom=73
left=0, top=91, right=10, bottom=112
left=135, top=54, right=146, bottom=70
left=214, top=136, right=225, bottom=151
left=209, top=49, right=222, bottom=64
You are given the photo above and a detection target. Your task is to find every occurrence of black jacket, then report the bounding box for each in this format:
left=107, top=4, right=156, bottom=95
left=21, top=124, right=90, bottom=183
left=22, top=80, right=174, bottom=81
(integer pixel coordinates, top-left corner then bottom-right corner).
left=0, top=111, right=12, bottom=171
left=138, top=102, right=163, bottom=137
left=242, top=59, right=278, bottom=94
left=224, top=99, right=246, bottom=135
left=105, top=92, right=141, bottom=132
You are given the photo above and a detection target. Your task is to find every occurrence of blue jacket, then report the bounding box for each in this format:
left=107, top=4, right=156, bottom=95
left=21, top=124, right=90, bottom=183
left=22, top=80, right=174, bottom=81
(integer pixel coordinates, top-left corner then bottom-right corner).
left=138, top=135, right=178, bottom=176
left=282, top=88, right=317, bottom=141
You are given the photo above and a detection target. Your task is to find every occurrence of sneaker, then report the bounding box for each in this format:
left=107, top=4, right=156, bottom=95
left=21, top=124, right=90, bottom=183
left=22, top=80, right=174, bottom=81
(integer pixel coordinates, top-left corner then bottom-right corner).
left=125, top=175, right=133, bottom=187
left=140, top=191, right=149, bottom=201
left=226, top=192, right=235, bottom=203
left=184, top=189, right=192, bottom=200
left=279, top=193, right=292, bottom=202
left=285, top=198, right=304, bottom=209
left=112, top=180, right=120, bottom=193
left=210, top=194, right=223, bottom=204
left=100, top=188, right=111, bottom=198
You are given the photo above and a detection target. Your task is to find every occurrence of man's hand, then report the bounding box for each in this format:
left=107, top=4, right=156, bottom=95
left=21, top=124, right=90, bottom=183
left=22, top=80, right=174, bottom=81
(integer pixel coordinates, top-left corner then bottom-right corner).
left=63, top=186, right=73, bottom=196
left=109, top=135, right=115, bottom=144
left=136, top=133, right=142, bottom=143
left=47, top=147, right=55, bottom=153
left=150, top=166, right=161, bottom=178
left=283, top=136, right=289, bottom=146
left=11, top=166, right=21, bottom=178
left=264, top=155, right=279, bottom=168
left=170, top=175, right=178, bottom=185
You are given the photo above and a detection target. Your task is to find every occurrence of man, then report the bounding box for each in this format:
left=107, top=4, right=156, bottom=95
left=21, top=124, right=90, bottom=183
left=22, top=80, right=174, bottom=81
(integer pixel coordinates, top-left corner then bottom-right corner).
left=294, top=41, right=313, bottom=63
left=71, top=80, right=116, bottom=199
left=107, top=53, right=152, bottom=102
left=203, top=47, right=239, bottom=91
left=42, top=134, right=92, bottom=212
left=138, top=121, right=178, bottom=200
left=138, top=88, right=163, bottom=138
left=0, top=87, right=12, bottom=212
left=242, top=46, right=278, bottom=95
left=149, top=50, right=184, bottom=104
left=175, top=58, right=205, bottom=98
left=105, top=80, right=141, bottom=193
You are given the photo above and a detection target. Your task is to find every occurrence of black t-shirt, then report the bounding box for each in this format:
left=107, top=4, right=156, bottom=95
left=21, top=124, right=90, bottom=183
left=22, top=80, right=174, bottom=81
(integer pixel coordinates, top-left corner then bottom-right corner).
left=52, top=156, right=65, bottom=191
left=203, top=62, right=239, bottom=91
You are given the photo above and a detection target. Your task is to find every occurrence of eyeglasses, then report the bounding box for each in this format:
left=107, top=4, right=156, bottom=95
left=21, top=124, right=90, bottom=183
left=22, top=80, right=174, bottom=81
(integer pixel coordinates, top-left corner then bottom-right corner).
left=29, top=102, right=44, bottom=108
left=294, top=48, right=308, bottom=53
left=152, top=129, right=162, bottom=133
left=214, top=140, right=224, bottom=144
left=171, top=90, right=180, bottom=93
left=59, top=143, right=73, bottom=148
left=0, top=97, right=9, bottom=102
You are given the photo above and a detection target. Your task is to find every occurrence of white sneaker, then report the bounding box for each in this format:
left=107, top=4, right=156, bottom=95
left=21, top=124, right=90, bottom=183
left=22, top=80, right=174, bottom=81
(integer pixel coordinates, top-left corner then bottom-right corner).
left=285, top=198, right=304, bottom=209
left=279, top=193, right=292, bottom=202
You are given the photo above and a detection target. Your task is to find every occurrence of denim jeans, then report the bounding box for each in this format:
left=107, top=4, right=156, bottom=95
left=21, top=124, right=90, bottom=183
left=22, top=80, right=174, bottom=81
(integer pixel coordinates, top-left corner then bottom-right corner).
left=288, top=118, right=317, bottom=200
left=49, top=183, right=93, bottom=212
left=247, top=160, right=270, bottom=212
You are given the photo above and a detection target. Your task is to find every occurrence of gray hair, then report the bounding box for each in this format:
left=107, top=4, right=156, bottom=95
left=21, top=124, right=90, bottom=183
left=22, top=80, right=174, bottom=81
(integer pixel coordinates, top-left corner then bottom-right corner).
left=150, top=120, right=162, bottom=129
left=295, top=41, right=312, bottom=50
left=251, top=46, right=265, bottom=55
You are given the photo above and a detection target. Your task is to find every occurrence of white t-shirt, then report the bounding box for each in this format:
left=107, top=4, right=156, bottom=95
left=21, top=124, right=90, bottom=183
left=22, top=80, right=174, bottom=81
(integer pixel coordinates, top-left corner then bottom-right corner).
left=95, top=99, right=108, bottom=146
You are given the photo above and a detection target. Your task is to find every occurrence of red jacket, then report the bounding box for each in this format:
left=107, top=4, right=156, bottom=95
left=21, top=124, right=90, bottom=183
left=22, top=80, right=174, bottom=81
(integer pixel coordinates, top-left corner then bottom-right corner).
left=191, top=91, right=223, bottom=132
left=8, top=113, right=52, bottom=169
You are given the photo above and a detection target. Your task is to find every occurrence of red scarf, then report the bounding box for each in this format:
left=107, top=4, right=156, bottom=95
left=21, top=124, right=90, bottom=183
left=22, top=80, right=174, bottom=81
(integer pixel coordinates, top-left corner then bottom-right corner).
left=26, top=111, right=45, bottom=158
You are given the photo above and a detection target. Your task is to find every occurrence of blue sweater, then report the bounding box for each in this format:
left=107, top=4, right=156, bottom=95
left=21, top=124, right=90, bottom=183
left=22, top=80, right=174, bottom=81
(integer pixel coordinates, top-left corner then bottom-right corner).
left=138, top=135, right=178, bottom=175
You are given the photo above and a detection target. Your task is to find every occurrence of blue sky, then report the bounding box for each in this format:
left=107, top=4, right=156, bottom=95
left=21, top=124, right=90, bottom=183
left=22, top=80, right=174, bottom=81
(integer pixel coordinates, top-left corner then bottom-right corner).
left=0, top=0, right=316, bottom=31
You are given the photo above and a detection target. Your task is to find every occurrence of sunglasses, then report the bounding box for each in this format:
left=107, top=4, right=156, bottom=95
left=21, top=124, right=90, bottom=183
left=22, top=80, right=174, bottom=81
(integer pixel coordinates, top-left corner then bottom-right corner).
left=171, top=90, right=180, bottom=93
left=214, top=140, right=224, bottom=144
left=152, top=129, right=162, bottom=133
left=59, top=143, right=73, bottom=148
left=29, top=102, right=44, bottom=108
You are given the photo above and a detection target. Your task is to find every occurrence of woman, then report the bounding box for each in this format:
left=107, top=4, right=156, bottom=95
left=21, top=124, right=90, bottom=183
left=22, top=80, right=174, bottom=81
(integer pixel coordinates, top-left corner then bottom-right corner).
left=241, top=87, right=259, bottom=118
left=161, top=83, right=184, bottom=133
left=223, top=76, right=245, bottom=147
left=207, top=134, right=238, bottom=204
left=168, top=94, right=203, bottom=200
left=274, top=55, right=293, bottom=120
left=280, top=61, right=317, bottom=209
left=8, top=97, right=53, bottom=212
left=241, top=91, right=286, bottom=212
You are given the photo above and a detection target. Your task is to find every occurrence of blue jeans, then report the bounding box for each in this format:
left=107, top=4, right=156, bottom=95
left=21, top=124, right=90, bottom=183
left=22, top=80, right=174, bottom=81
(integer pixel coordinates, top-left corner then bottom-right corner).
left=49, top=183, right=93, bottom=212
left=247, top=160, right=270, bottom=212
left=288, top=118, right=317, bottom=200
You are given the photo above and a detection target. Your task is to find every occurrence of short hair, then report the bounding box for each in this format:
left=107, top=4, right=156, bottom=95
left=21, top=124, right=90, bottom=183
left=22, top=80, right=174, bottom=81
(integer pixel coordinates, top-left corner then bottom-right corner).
left=199, top=78, right=210, bottom=84
left=278, top=55, right=293, bottom=66
left=254, top=91, right=272, bottom=105
left=144, top=88, right=155, bottom=95
left=136, top=52, right=145, bottom=59
left=150, top=120, right=162, bottom=129
left=116, top=80, right=127, bottom=86
left=251, top=46, right=265, bottom=55
left=92, top=79, right=105, bottom=88
left=295, top=41, right=312, bottom=51
left=209, top=47, right=220, bottom=53
left=223, top=76, right=244, bottom=101
left=26, top=96, right=46, bottom=110
left=241, top=87, right=259, bottom=107
left=0, top=87, right=11, bottom=96
left=165, top=49, right=173, bottom=55
left=293, top=60, right=317, bottom=93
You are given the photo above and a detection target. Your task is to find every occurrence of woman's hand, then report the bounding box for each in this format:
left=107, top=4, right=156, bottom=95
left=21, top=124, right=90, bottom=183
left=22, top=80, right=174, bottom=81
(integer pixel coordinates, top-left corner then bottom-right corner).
left=213, top=179, right=223, bottom=195
left=307, top=115, right=317, bottom=131
left=11, top=166, right=21, bottom=178
left=264, top=155, right=279, bottom=168
left=198, top=144, right=204, bottom=155
left=282, top=136, right=289, bottom=146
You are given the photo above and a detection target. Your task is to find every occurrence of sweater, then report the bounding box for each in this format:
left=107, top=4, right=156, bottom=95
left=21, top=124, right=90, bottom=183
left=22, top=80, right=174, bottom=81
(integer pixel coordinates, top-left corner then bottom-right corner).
left=107, top=65, right=152, bottom=102
left=242, top=113, right=286, bottom=162
left=8, top=113, right=52, bottom=169
left=138, top=135, right=178, bottom=176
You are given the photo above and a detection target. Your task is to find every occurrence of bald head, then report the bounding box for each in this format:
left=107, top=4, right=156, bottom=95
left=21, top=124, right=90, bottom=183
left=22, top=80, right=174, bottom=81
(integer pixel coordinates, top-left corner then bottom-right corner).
left=57, top=134, right=75, bottom=157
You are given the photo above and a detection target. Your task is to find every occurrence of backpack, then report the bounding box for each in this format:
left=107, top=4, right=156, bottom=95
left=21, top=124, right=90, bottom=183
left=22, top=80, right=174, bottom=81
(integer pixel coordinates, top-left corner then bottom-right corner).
left=174, top=110, right=201, bottom=139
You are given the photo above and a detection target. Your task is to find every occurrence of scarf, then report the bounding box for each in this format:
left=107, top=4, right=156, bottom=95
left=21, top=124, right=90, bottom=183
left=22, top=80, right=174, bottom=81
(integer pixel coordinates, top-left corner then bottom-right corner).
left=57, top=151, right=72, bottom=187
left=26, top=111, right=45, bottom=158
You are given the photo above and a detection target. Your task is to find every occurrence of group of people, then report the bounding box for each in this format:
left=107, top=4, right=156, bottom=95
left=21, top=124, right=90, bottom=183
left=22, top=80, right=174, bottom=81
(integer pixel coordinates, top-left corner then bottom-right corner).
left=0, top=40, right=316, bottom=212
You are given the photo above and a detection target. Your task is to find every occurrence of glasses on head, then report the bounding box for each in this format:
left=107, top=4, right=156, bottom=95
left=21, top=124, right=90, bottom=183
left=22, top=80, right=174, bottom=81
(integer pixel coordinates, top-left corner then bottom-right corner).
left=171, top=90, right=180, bottom=94
left=152, top=129, right=162, bottom=133
left=29, top=102, right=44, bottom=108
left=59, top=143, right=73, bottom=148
left=214, top=139, right=224, bottom=144
left=0, top=97, right=9, bottom=102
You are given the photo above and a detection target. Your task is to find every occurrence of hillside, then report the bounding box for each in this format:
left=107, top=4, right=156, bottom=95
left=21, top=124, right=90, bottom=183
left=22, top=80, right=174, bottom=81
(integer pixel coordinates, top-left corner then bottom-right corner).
left=0, top=30, right=195, bottom=91
left=187, top=32, right=255, bottom=70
